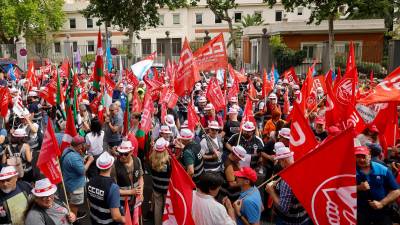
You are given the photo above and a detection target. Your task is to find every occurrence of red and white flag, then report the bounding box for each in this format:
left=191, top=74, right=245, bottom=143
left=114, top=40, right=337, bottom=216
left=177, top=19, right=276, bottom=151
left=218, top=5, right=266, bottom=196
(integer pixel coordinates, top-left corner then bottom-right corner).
left=289, top=103, right=318, bottom=161
left=241, top=97, right=256, bottom=126
left=37, top=120, right=62, bottom=184
left=160, top=87, right=179, bottom=109
left=261, top=69, right=273, bottom=98
left=228, top=64, right=247, bottom=83
left=206, top=77, right=226, bottom=112
left=60, top=106, right=78, bottom=152
left=175, top=38, right=200, bottom=96
left=187, top=102, right=198, bottom=132
left=0, top=87, right=10, bottom=118
left=279, top=128, right=356, bottom=225
left=162, top=156, right=195, bottom=225
left=194, top=33, right=228, bottom=72
left=227, top=76, right=239, bottom=100
left=283, top=67, right=299, bottom=85
left=126, top=69, right=139, bottom=87
left=139, top=91, right=154, bottom=134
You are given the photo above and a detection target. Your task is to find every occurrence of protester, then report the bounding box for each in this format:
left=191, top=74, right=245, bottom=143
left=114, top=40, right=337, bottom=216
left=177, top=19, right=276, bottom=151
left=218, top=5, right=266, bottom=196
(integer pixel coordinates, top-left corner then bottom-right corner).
left=192, top=172, right=236, bottom=225
left=24, top=178, right=76, bottom=225
left=104, top=102, right=123, bottom=148
left=178, top=128, right=204, bottom=184
left=356, top=146, right=400, bottom=225
left=87, top=151, right=125, bottom=225
left=200, top=121, right=223, bottom=172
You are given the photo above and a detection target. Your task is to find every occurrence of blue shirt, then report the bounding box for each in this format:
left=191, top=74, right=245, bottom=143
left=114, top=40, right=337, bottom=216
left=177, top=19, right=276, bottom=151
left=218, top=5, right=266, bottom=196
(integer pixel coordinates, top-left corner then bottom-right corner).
left=61, top=148, right=85, bottom=193
left=107, top=183, right=121, bottom=209
left=237, top=187, right=262, bottom=225
left=357, top=161, right=399, bottom=215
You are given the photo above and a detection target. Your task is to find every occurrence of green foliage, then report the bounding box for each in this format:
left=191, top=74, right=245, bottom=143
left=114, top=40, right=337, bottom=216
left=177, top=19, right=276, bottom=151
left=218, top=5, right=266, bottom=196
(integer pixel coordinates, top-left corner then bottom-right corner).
left=269, top=35, right=306, bottom=72
left=239, top=14, right=264, bottom=28
left=335, top=55, right=386, bottom=78
left=82, top=54, right=96, bottom=64
left=206, top=0, right=237, bottom=21
left=0, top=0, right=65, bottom=44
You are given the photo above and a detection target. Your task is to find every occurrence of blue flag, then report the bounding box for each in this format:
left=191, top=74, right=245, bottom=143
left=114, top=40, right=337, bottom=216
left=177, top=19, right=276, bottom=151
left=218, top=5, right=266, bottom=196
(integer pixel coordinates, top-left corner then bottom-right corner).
left=7, top=64, right=16, bottom=81
left=273, top=68, right=280, bottom=84
left=106, top=40, right=113, bottom=72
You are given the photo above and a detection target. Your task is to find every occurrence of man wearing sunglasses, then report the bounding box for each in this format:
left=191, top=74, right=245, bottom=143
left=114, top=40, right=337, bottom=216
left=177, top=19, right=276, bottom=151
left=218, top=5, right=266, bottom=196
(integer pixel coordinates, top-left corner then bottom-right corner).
left=200, top=121, right=223, bottom=172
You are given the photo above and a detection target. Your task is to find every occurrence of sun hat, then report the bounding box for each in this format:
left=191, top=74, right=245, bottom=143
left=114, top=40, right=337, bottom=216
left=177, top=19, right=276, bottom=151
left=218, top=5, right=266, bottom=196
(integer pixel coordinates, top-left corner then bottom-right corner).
left=274, top=146, right=294, bottom=160
left=154, top=138, right=169, bottom=152
left=179, top=129, right=194, bottom=140
left=208, top=121, right=220, bottom=130
left=274, top=142, right=286, bottom=151
left=278, top=128, right=291, bottom=139
left=269, top=93, right=277, bottom=99
left=232, top=145, right=246, bottom=161
left=160, top=125, right=172, bottom=134
left=12, top=128, right=27, bottom=137
left=165, top=114, right=175, bottom=127
left=354, top=146, right=370, bottom=155
left=204, top=103, right=214, bottom=111
left=96, top=151, right=115, bottom=170
left=198, top=96, right=207, bottom=103
left=181, top=120, right=189, bottom=128
left=229, top=97, right=238, bottom=103
left=242, top=121, right=255, bottom=132
left=32, top=178, right=57, bottom=197
left=117, top=140, right=134, bottom=153
left=234, top=167, right=257, bottom=183
left=227, top=107, right=238, bottom=115
left=0, top=166, right=18, bottom=180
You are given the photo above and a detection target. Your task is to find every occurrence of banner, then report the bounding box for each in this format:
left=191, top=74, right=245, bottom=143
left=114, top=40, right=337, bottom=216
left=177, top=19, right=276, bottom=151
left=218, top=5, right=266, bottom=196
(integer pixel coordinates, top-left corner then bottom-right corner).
left=206, top=77, right=226, bottom=112
left=175, top=38, right=200, bottom=96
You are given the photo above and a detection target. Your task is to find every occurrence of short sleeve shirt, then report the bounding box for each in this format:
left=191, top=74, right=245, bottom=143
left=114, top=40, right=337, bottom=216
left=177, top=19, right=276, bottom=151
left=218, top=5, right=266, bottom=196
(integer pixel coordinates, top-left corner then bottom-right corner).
left=237, top=187, right=262, bottom=225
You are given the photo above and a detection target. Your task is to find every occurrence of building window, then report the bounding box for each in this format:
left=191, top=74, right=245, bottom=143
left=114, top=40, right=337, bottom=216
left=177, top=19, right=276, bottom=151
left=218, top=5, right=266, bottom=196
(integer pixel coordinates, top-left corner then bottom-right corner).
left=173, top=14, right=180, bottom=25
left=87, top=18, right=93, bottom=28
left=142, top=39, right=151, bottom=55
left=195, top=13, right=203, bottom=25
left=234, top=12, right=242, bottom=23
left=254, top=11, right=262, bottom=20
left=69, top=18, right=76, bottom=29
left=297, top=7, right=303, bottom=16
left=275, top=11, right=283, bottom=22
left=54, top=42, right=61, bottom=53
left=72, top=41, right=78, bottom=52
left=172, top=38, right=182, bottom=56
left=302, top=44, right=317, bottom=60
left=159, top=15, right=164, bottom=26
left=87, top=41, right=95, bottom=52
left=215, top=15, right=222, bottom=23
left=156, top=39, right=166, bottom=54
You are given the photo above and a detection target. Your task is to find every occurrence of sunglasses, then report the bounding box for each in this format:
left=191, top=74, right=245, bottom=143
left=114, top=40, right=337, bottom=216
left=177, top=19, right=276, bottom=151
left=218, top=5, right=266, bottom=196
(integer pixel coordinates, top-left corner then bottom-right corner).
left=118, top=152, right=130, bottom=157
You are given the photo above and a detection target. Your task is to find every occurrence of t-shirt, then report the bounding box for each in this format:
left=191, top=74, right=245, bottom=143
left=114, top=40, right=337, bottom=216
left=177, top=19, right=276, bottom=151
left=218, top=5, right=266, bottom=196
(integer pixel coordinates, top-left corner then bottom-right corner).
left=223, top=120, right=240, bottom=142
left=85, top=131, right=104, bottom=156
left=25, top=202, right=69, bottom=225
left=192, top=191, right=235, bottom=225
left=237, top=187, right=262, bottom=225
left=107, top=183, right=121, bottom=208
left=105, top=113, right=123, bottom=143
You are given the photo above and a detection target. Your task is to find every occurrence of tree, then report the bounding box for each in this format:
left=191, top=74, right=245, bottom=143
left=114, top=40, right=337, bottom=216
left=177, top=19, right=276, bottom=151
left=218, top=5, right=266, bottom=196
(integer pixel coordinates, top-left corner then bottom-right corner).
left=239, top=14, right=264, bottom=28
left=0, top=0, right=65, bottom=44
left=264, top=0, right=390, bottom=70
left=206, top=0, right=240, bottom=67
left=82, top=0, right=198, bottom=64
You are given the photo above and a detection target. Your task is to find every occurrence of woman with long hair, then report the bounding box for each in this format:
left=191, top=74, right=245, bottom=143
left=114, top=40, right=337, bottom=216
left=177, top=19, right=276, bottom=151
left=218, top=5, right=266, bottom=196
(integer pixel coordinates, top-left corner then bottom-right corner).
left=149, top=138, right=171, bottom=225
left=85, top=118, right=104, bottom=179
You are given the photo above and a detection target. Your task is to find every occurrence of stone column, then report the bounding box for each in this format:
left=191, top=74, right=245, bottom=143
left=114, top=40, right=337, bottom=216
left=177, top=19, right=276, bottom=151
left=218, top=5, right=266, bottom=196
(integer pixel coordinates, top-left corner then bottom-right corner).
left=164, top=31, right=172, bottom=64
left=16, top=38, right=27, bottom=71
left=259, top=28, right=270, bottom=73
left=64, top=34, right=72, bottom=61
left=321, top=41, right=330, bottom=73
left=389, top=40, right=400, bottom=72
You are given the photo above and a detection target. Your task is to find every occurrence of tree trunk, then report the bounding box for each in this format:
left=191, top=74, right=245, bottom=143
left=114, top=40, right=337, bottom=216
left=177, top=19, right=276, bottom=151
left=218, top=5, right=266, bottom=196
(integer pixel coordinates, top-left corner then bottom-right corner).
left=128, top=27, right=134, bottom=66
left=225, top=10, right=239, bottom=68
left=328, top=15, right=335, bottom=69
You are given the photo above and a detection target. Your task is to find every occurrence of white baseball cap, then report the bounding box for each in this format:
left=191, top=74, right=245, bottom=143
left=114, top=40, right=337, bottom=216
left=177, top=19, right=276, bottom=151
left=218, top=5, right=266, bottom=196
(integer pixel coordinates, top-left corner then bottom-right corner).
left=208, top=121, right=220, bottom=130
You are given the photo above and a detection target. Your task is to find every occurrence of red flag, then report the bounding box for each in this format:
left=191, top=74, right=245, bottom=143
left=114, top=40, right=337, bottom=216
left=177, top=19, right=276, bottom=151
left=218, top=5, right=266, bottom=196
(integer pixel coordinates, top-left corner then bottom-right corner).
left=132, top=91, right=143, bottom=113
left=346, top=41, right=356, bottom=73
left=0, top=87, right=10, bottom=118
left=369, top=70, right=374, bottom=87
left=153, top=67, right=163, bottom=83
left=357, top=66, right=400, bottom=104
left=325, top=70, right=333, bottom=91
left=206, top=77, right=226, bottom=112
left=175, top=38, right=200, bottom=96
left=325, top=76, right=341, bottom=128
left=262, top=69, right=273, bottom=98
left=228, top=64, right=247, bottom=83
left=193, top=33, right=228, bottom=72
left=279, top=128, right=356, bottom=225
left=139, top=91, right=154, bottom=134
left=126, top=70, right=139, bottom=87
left=105, top=76, right=116, bottom=96
left=313, top=75, right=327, bottom=95
left=162, top=156, right=195, bottom=225
left=37, top=120, right=62, bottom=184
left=283, top=90, right=290, bottom=116
left=26, top=61, right=38, bottom=89
left=298, top=66, right=315, bottom=113
left=60, top=107, right=78, bottom=152
left=333, top=67, right=358, bottom=121
left=60, top=59, right=69, bottom=78
left=241, top=97, right=256, bottom=125
left=144, top=74, right=163, bottom=92
left=289, top=103, right=318, bottom=161
left=335, top=66, right=342, bottom=86
left=123, top=198, right=133, bottom=225
left=160, top=87, right=178, bottom=109
left=248, top=80, right=257, bottom=100
left=161, top=103, right=167, bottom=125
left=283, top=67, right=299, bottom=85
left=38, top=86, right=56, bottom=106
left=227, top=76, right=239, bottom=100
left=187, top=102, right=198, bottom=132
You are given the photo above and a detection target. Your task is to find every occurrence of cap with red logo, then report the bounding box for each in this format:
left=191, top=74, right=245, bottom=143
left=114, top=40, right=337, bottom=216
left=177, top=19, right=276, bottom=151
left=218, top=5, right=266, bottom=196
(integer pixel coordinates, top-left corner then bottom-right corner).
left=234, top=167, right=257, bottom=183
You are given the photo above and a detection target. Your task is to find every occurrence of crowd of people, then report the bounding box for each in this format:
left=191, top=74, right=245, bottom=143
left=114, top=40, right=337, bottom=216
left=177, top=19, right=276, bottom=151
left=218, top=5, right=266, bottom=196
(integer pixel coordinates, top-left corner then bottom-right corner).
left=0, top=60, right=399, bottom=225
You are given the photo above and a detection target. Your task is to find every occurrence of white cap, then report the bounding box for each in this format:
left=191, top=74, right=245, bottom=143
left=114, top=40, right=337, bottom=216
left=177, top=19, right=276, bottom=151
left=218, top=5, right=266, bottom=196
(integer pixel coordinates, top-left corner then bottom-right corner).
left=96, top=152, right=115, bottom=170
left=242, top=121, right=255, bottom=132
left=278, top=128, right=291, bottom=139
left=269, top=93, right=277, bottom=99
left=274, top=146, right=294, bottom=160
left=165, top=114, right=175, bottom=127
left=0, top=166, right=18, bottom=180
left=204, top=103, right=214, bottom=111
left=12, top=128, right=27, bottom=137
left=154, top=138, right=169, bottom=152
left=232, top=145, right=246, bottom=161
left=160, top=125, right=172, bottom=134
left=198, top=96, right=207, bottom=103
left=117, top=140, right=134, bottom=153
left=208, top=121, right=220, bottom=130
left=32, top=178, right=57, bottom=197
left=179, top=129, right=194, bottom=140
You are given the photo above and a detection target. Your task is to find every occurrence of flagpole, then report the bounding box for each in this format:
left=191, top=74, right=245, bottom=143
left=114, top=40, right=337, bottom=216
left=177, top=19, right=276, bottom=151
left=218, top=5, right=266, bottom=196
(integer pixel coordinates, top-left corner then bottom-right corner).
left=305, top=95, right=326, bottom=118
left=57, top=157, right=71, bottom=213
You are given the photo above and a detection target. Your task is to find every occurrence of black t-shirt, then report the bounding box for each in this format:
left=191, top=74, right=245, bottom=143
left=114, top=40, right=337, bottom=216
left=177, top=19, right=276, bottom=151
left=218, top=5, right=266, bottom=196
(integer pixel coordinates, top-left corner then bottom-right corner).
left=223, top=120, right=240, bottom=142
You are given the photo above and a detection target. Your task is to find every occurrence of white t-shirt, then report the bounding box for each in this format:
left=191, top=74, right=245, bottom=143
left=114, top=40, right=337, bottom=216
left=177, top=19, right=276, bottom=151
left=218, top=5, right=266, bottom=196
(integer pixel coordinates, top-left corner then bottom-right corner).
left=85, top=131, right=104, bottom=156
left=192, top=191, right=236, bottom=225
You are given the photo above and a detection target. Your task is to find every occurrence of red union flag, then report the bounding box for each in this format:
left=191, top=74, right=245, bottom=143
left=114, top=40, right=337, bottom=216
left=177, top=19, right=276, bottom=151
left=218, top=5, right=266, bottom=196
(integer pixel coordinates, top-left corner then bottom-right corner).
left=0, top=87, right=10, bottom=118
left=37, top=120, right=62, bottom=184
left=228, top=64, right=247, bottom=83
left=194, top=33, right=228, bottom=71
left=162, top=156, right=195, bottom=225
left=279, top=128, right=356, bottom=225
left=313, top=75, right=327, bottom=95
left=206, top=77, right=226, bottom=112
left=175, top=38, right=200, bottom=96
left=357, top=66, right=400, bottom=104
left=160, top=87, right=178, bottom=109
left=283, top=67, right=299, bottom=85
left=126, top=69, right=139, bottom=87
left=140, top=91, right=154, bottom=134
left=187, top=102, right=198, bottom=132
left=289, top=103, right=318, bottom=161
left=105, top=75, right=116, bottom=96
